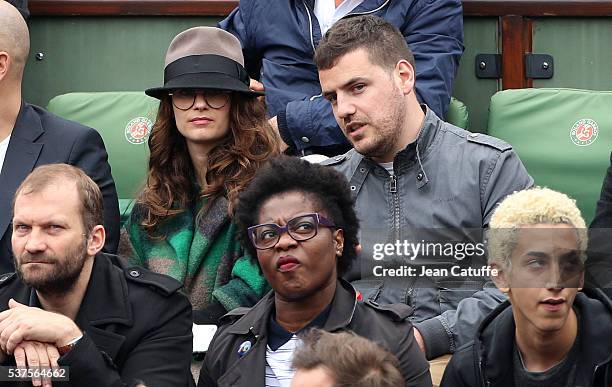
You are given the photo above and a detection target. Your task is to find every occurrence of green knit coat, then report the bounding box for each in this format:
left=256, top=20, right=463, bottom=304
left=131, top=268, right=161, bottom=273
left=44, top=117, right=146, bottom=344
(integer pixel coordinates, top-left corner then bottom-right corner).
left=121, top=196, right=269, bottom=320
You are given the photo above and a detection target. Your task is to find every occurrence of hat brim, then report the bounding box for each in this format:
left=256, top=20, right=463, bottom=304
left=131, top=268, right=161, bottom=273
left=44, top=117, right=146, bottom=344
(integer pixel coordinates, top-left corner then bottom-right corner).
left=145, top=72, right=264, bottom=99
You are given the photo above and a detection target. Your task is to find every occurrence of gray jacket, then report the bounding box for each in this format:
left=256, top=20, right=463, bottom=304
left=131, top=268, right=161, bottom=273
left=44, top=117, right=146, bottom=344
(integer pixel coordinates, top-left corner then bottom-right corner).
left=322, top=107, right=533, bottom=359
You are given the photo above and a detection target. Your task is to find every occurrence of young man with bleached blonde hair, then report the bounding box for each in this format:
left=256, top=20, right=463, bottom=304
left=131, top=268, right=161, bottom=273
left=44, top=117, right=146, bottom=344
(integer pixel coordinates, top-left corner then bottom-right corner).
left=441, top=187, right=612, bottom=387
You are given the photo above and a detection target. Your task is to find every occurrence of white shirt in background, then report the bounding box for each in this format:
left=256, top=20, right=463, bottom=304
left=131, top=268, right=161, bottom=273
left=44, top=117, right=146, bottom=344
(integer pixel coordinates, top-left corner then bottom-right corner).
left=314, top=0, right=365, bottom=35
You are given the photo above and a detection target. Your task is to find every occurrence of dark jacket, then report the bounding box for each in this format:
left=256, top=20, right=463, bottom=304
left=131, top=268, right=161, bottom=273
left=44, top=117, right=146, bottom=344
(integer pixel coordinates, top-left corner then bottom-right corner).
left=219, top=0, right=464, bottom=155
left=0, top=102, right=120, bottom=271
left=7, top=0, right=29, bottom=19
left=198, top=279, right=432, bottom=387
left=592, top=152, right=612, bottom=228
left=440, top=289, right=612, bottom=387
left=588, top=151, right=612, bottom=297
left=323, top=107, right=533, bottom=359
left=0, top=253, right=194, bottom=387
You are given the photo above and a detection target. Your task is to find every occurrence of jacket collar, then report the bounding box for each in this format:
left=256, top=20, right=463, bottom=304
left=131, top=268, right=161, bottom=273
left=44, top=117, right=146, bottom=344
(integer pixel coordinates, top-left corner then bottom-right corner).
left=227, top=278, right=358, bottom=335
left=477, top=290, right=612, bottom=386
left=75, top=253, right=132, bottom=360
left=0, top=102, right=44, bottom=242
left=394, top=105, right=440, bottom=168
left=349, top=0, right=390, bottom=15
left=11, top=102, right=45, bottom=142
left=302, top=0, right=390, bottom=14
left=354, top=105, right=439, bottom=189
left=322, top=278, right=358, bottom=330
left=76, top=253, right=133, bottom=326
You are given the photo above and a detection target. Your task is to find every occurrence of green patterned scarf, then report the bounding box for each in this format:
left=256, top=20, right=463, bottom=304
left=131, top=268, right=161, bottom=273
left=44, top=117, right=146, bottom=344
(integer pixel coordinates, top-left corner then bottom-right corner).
left=121, top=196, right=269, bottom=315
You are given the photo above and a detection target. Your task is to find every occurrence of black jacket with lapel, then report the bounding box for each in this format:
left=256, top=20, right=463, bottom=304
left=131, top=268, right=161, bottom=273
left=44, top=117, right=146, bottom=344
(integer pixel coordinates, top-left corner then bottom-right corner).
left=0, top=102, right=120, bottom=270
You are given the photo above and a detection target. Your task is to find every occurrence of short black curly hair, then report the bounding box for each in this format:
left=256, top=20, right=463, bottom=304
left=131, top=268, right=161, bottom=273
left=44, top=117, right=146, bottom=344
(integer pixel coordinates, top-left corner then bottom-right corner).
left=234, top=156, right=360, bottom=276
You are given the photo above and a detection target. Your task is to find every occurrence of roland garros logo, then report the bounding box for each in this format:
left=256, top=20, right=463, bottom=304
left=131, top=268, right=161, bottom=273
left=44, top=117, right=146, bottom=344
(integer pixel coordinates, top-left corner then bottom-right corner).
left=570, top=118, right=599, bottom=146
left=125, top=117, right=152, bottom=145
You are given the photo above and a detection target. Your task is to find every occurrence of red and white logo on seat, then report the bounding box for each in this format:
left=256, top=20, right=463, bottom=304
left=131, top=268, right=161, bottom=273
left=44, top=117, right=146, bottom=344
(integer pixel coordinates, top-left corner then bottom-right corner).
left=570, top=118, right=599, bottom=147
left=125, top=117, right=152, bottom=145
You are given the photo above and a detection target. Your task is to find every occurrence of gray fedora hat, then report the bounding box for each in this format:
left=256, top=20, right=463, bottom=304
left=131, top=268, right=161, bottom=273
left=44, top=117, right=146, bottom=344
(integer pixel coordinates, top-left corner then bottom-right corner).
left=145, top=26, right=262, bottom=99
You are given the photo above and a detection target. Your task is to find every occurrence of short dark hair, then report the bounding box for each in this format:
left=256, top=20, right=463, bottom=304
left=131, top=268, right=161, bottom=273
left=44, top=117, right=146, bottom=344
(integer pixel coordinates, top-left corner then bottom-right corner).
left=13, top=163, right=104, bottom=234
left=234, top=156, right=359, bottom=276
left=314, top=15, right=415, bottom=71
left=293, top=329, right=404, bottom=387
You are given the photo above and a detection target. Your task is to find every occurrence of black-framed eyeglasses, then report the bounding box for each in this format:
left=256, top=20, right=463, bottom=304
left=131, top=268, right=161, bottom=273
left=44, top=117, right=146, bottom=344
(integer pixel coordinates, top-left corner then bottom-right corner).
left=248, top=213, right=336, bottom=250
left=168, top=89, right=231, bottom=110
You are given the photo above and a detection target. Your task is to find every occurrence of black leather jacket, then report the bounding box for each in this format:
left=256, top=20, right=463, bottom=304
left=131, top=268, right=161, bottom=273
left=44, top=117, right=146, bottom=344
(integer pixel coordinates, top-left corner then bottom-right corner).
left=198, top=279, right=432, bottom=387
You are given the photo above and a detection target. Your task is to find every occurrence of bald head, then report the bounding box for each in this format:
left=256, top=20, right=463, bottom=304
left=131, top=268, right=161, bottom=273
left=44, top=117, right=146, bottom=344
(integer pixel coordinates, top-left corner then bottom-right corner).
left=0, top=1, right=30, bottom=80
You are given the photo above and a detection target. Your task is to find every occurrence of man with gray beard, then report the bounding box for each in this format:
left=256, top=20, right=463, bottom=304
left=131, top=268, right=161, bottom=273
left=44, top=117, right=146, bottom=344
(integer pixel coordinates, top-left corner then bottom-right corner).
left=0, top=164, right=193, bottom=387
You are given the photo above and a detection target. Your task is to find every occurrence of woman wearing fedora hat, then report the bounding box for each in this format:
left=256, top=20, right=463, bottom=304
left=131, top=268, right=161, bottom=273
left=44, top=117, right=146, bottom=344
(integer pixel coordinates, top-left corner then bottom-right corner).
left=121, top=26, right=280, bottom=323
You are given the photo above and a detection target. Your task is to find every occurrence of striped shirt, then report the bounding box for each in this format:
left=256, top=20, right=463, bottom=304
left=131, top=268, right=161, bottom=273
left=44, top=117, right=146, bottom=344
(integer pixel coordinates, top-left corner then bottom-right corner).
left=265, top=335, right=302, bottom=387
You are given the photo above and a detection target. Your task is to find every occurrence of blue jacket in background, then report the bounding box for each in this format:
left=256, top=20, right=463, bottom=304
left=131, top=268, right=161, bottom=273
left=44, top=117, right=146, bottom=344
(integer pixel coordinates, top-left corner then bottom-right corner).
left=219, top=0, right=464, bottom=155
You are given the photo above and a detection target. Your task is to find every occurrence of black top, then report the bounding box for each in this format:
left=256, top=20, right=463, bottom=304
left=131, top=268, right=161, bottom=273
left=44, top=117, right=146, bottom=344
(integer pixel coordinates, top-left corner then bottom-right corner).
left=512, top=322, right=580, bottom=387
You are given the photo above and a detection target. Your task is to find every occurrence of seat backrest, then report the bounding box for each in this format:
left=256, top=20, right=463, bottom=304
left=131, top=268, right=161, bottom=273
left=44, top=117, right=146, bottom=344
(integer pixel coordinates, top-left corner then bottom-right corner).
left=47, top=92, right=158, bottom=221
left=487, top=88, right=612, bottom=224
left=446, top=97, right=469, bottom=130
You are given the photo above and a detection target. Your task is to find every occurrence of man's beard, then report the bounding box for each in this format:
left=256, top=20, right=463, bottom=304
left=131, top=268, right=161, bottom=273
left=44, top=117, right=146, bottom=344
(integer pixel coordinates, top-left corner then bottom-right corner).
left=356, top=91, right=406, bottom=160
left=14, top=238, right=88, bottom=296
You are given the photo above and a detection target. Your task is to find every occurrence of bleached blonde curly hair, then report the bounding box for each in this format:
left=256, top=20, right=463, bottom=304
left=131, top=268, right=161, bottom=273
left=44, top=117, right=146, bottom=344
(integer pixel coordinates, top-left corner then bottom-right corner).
left=487, top=187, right=587, bottom=268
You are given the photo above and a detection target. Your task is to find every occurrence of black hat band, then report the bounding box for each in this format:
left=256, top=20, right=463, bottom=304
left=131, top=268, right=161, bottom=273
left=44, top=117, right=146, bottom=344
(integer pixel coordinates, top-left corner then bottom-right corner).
left=164, top=54, right=249, bottom=87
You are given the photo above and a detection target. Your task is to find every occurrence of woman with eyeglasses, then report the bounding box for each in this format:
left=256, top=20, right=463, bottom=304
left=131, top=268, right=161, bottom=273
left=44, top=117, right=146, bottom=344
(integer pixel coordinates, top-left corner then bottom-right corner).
left=120, top=26, right=280, bottom=324
left=198, top=156, right=431, bottom=387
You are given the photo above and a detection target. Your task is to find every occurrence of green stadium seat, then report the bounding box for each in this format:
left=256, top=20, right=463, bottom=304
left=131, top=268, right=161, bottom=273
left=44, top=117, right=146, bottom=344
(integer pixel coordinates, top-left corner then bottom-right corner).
left=446, top=97, right=469, bottom=130
left=487, top=88, right=612, bottom=224
left=47, top=91, right=158, bottom=225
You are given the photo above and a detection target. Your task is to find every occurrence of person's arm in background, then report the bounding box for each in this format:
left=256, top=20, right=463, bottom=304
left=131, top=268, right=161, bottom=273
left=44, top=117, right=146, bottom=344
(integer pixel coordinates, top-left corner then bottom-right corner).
left=414, top=148, right=533, bottom=359
left=221, top=0, right=464, bottom=156
left=404, top=0, right=464, bottom=119
left=587, top=151, right=612, bottom=297
left=413, top=285, right=506, bottom=359
left=590, top=152, right=612, bottom=228
left=218, top=1, right=262, bottom=86
left=282, top=0, right=466, bottom=155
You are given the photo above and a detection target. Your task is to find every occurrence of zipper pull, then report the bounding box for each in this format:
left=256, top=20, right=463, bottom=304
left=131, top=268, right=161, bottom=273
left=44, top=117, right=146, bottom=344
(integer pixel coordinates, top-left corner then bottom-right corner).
left=389, top=174, right=397, bottom=193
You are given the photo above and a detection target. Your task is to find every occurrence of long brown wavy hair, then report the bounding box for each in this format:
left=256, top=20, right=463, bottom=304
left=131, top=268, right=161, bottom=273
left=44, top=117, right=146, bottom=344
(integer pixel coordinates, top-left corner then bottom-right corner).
left=137, top=94, right=280, bottom=237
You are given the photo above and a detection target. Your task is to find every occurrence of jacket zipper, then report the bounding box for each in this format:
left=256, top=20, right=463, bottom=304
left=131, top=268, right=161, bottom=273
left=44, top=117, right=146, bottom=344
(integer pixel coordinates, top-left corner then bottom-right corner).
left=389, top=174, right=400, bottom=241
left=302, top=0, right=316, bottom=52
